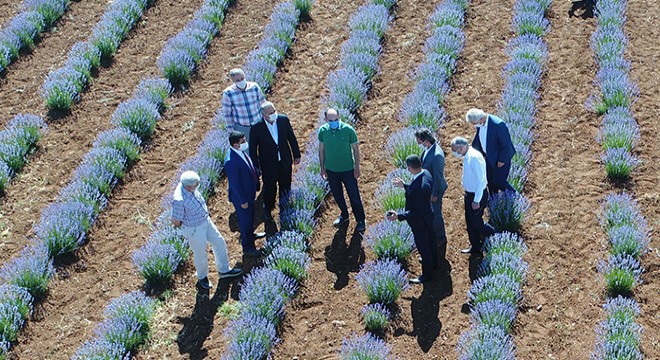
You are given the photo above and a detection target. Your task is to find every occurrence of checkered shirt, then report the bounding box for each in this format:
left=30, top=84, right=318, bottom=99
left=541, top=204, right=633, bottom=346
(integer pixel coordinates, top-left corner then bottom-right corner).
left=221, top=82, right=265, bottom=129
left=171, top=184, right=209, bottom=227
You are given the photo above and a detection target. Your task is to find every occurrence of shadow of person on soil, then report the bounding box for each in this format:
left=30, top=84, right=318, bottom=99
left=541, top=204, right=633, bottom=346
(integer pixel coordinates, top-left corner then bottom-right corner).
left=468, top=252, right=484, bottom=282
left=568, top=0, right=595, bottom=19
left=176, top=277, right=241, bottom=359
left=409, top=271, right=453, bottom=352
left=324, top=225, right=366, bottom=290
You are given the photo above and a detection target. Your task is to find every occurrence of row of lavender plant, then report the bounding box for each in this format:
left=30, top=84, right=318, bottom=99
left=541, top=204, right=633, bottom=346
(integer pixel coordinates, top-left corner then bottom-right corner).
left=41, top=0, right=157, bottom=112
left=0, top=0, right=69, bottom=74
left=456, top=0, right=550, bottom=357
left=223, top=0, right=398, bottom=358
left=340, top=0, right=472, bottom=358
left=0, top=114, right=47, bottom=194
left=0, top=0, right=232, bottom=357
left=588, top=1, right=646, bottom=358
left=588, top=0, right=639, bottom=181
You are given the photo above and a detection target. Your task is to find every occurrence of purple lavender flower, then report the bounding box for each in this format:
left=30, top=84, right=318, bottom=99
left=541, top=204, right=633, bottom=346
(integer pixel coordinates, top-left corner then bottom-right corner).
left=94, top=314, right=144, bottom=352
left=0, top=136, right=28, bottom=172
left=133, top=77, right=172, bottom=109
left=341, top=51, right=380, bottom=81
left=132, top=240, right=182, bottom=285
left=0, top=301, right=25, bottom=342
left=469, top=299, right=517, bottom=333
left=512, top=1, right=550, bottom=36
left=597, top=106, right=639, bottom=151
left=104, top=291, right=156, bottom=329
left=386, top=127, right=420, bottom=168
left=0, top=284, right=34, bottom=321
left=265, top=3, right=299, bottom=44
left=468, top=274, right=522, bottom=306
left=239, top=268, right=297, bottom=324
left=375, top=168, right=413, bottom=213
left=506, top=33, right=548, bottom=65
left=505, top=70, right=543, bottom=92
left=0, top=243, right=54, bottom=300
left=41, top=67, right=81, bottom=111
left=608, top=225, right=649, bottom=259
left=73, top=339, right=130, bottom=360
left=424, top=25, right=465, bottom=58
left=264, top=231, right=309, bottom=255
left=194, top=3, right=226, bottom=29
left=93, top=128, right=142, bottom=164
left=256, top=32, right=290, bottom=59
left=73, top=161, right=119, bottom=196
left=603, top=295, right=640, bottom=321
left=594, top=0, right=626, bottom=28
left=598, top=253, right=642, bottom=295
left=58, top=180, right=108, bottom=216
left=149, top=225, right=189, bottom=262
left=111, top=98, right=161, bottom=140
left=429, top=1, right=465, bottom=29
left=35, top=200, right=95, bottom=257
left=68, top=41, right=101, bottom=69
left=507, top=161, right=528, bottom=193
left=264, top=246, right=310, bottom=283
left=356, top=259, right=409, bottom=305
left=365, top=220, right=415, bottom=263
left=8, top=113, right=47, bottom=148
left=0, top=162, right=11, bottom=193
left=602, top=148, right=639, bottom=180
left=246, top=46, right=282, bottom=68
left=497, top=85, right=538, bottom=120
left=244, top=57, right=278, bottom=91
left=502, top=57, right=543, bottom=80
left=483, top=232, right=528, bottom=258
left=8, top=11, right=45, bottom=48
left=591, top=25, right=627, bottom=64
left=21, top=0, right=67, bottom=27
left=478, top=252, right=528, bottom=284
left=0, top=30, right=22, bottom=58
left=280, top=208, right=316, bottom=240
left=82, top=147, right=127, bottom=180
left=222, top=314, right=279, bottom=360
left=326, top=68, right=369, bottom=114
left=157, top=48, right=195, bottom=86
left=399, top=90, right=445, bottom=129
left=593, top=305, right=643, bottom=360
left=488, top=190, right=530, bottom=233
left=590, top=66, right=638, bottom=115
left=341, top=31, right=382, bottom=57
left=339, top=333, right=391, bottom=360
left=457, top=324, right=515, bottom=360
left=348, top=4, right=391, bottom=39
left=241, top=267, right=298, bottom=300
left=198, top=129, right=229, bottom=165
left=0, top=43, right=12, bottom=72
left=184, top=17, right=218, bottom=43
left=90, top=20, right=123, bottom=58
left=165, top=32, right=208, bottom=64
left=283, top=187, right=319, bottom=212
left=291, top=166, right=328, bottom=203
left=361, top=303, right=391, bottom=332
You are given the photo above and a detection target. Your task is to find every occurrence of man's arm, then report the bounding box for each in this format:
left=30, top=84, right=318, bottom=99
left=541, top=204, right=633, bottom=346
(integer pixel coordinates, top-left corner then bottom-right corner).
left=221, top=92, right=234, bottom=130
left=286, top=117, right=301, bottom=160
left=226, top=160, right=248, bottom=206
left=352, top=142, right=360, bottom=179
left=318, top=141, right=326, bottom=178
left=171, top=200, right=184, bottom=228
left=497, top=123, right=515, bottom=164
left=257, top=85, right=266, bottom=105
left=431, top=152, right=447, bottom=197
left=249, top=126, right=259, bottom=169
left=472, top=157, right=487, bottom=203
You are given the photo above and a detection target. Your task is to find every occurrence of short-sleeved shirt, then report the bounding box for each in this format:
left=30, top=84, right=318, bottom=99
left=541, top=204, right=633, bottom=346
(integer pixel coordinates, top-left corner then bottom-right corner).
left=171, top=183, right=209, bottom=227
left=318, top=121, right=358, bottom=172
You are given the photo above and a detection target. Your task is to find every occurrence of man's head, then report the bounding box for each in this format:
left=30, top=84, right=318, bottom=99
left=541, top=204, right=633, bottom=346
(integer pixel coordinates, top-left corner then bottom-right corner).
left=180, top=171, right=200, bottom=191
left=414, top=128, right=436, bottom=148
left=450, top=136, right=469, bottom=157
left=405, top=154, right=423, bottom=174
left=465, top=108, right=488, bottom=127
left=324, top=108, right=340, bottom=129
left=261, top=101, right=277, bottom=123
left=229, top=130, right=247, bottom=150
left=229, top=68, right=246, bottom=90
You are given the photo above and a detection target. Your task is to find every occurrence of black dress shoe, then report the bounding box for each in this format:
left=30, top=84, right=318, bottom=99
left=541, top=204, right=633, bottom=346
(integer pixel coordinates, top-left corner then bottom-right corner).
left=243, top=249, right=263, bottom=257
left=460, top=247, right=481, bottom=254
left=409, top=275, right=431, bottom=284
left=254, top=232, right=267, bottom=239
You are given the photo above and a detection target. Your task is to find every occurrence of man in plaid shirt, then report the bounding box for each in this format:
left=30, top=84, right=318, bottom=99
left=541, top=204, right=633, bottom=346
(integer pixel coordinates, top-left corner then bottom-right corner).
left=222, top=68, right=265, bottom=142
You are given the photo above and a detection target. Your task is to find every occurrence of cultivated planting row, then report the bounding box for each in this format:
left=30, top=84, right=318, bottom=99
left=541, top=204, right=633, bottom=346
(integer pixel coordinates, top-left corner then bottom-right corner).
left=456, top=0, right=550, bottom=357
left=0, top=114, right=47, bottom=194
left=341, top=0, right=471, bottom=358
left=42, top=0, right=157, bottom=112
left=0, top=0, right=233, bottom=357
left=0, top=0, right=70, bottom=74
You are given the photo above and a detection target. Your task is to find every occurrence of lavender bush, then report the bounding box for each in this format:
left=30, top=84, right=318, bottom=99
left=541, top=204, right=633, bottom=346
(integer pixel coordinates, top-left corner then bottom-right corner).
left=93, top=128, right=142, bottom=164
left=602, top=147, right=638, bottom=180
left=340, top=333, right=391, bottom=360
left=280, top=208, right=316, bottom=239
left=598, top=253, right=642, bottom=295
left=374, top=169, right=413, bottom=213
left=264, top=231, right=309, bottom=255
left=7, top=12, right=45, bottom=49
left=326, top=68, right=369, bottom=114
left=469, top=299, right=517, bottom=333
left=111, top=98, right=161, bottom=141
left=478, top=252, right=528, bottom=284
left=73, top=161, right=119, bottom=197
left=239, top=269, right=297, bottom=325
left=365, top=220, right=415, bottom=263
left=457, top=324, right=515, bottom=360
left=222, top=314, right=279, bottom=360
left=0, top=302, right=24, bottom=343
left=361, top=303, right=390, bottom=332
left=386, top=127, right=421, bottom=168
left=264, top=247, right=310, bottom=283
left=132, top=240, right=182, bottom=285
left=488, top=190, right=530, bottom=233
left=348, top=4, right=391, bottom=39
left=72, top=339, right=130, bottom=360
left=35, top=201, right=95, bottom=257
left=596, top=107, right=639, bottom=152
left=58, top=180, right=108, bottom=216
left=399, top=90, right=445, bottom=129
left=483, top=232, right=528, bottom=259
left=607, top=225, right=649, bottom=259
left=0, top=164, right=10, bottom=194
left=0, top=243, right=54, bottom=300
left=600, top=192, right=645, bottom=232
left=0, top=285, right=34, bottom=321
left=356, top=259, right=408, bottom=305
left=21, top=0, right=68, bottom=28
left=468, top=274, right=522, bottom=306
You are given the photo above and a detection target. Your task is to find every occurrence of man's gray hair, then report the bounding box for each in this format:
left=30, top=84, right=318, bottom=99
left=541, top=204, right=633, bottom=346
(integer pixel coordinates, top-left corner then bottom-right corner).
left=180, top=171, right=200, bottom=186
left=260, top=101, right=274, bottom=113
left=465, top=108, right=487, bottom=124
left=229, top=68, right=245, bottom=77
left=451, top=136, right=469, bottom=147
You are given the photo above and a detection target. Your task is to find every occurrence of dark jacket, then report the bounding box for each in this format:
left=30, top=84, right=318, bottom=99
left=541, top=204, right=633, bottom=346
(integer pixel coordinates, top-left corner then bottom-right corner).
left=225, top=149, right=259, bottom=205
left=421, top=143, right=448, bottom=198
left=472, top=114, right=516, bottom=169
left=397, top=170, right=434, bottom=233
left=248, top=114, right=301, bottom=175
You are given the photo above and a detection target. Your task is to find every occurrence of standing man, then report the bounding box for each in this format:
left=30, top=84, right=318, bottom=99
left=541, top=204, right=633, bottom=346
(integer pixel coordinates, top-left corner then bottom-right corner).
left=224, top=131, right=263, bottom=257
left=387, top=155, right=437, bottom=284
left=466, top=108, right=516, bottom=194
left=450, top=136, right=496, bottom=254
left=318, top=108, right=366, bottom=232
left=171, top=171, right=242, bottom=290
left=249, top=101, right=301, bottom=221
left=222, top=68, right=266, bottom=142
left=414, top=128, right=449, bottom=268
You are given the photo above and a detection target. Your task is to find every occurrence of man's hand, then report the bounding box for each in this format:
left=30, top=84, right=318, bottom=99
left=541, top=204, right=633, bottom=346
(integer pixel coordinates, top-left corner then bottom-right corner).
left=171, top=219, right=182, bottom=228
left=392, top=178, right=404, bottom=188
left=321, top=168, right=326, bottom=179
left=294, top=158, right=301, bottom=165
left=386, top=210, right=398, bottom=221
left=241, top=202, right=248, bottom=209
left=497, top=161, right=505, bottom=168
left=472, top=201, right=480, bottom=210
left=354, top=167, right=361, bottom=179
left=431, top=195, right=438, bottom=202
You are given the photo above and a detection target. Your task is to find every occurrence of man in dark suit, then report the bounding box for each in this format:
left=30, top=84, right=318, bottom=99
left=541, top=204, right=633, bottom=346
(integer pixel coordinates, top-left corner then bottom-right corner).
left=249, top=101, right=301, bottom=221
left=466, top=108, right=517, bottom=194
left=387, top=155, right=437, bottom=284
left=415, top=128, right=449, bottom=269
left=224, top=131, right=263, bottom=257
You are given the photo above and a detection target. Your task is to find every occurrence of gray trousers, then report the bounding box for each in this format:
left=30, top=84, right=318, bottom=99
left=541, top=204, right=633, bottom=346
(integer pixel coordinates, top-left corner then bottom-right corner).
left=233, top=123, right=253, bottom=142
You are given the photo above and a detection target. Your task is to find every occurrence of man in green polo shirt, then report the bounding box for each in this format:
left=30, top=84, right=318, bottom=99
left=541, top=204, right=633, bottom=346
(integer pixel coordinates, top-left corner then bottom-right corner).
left=318, top=108, right=366, bottom=232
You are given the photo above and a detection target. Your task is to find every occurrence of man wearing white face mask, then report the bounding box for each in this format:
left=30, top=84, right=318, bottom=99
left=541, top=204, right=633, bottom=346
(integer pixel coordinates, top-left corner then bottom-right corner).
left=450, top=136, right=496, bottom=255
left=222, top=68, right=266, bottom=142
left=225, top=131, right=264, bottom=257
left=249, top=101, right=301, bottom=222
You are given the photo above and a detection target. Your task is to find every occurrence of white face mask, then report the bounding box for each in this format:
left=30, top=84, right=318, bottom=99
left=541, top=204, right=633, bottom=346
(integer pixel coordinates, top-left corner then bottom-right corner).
left=474, top=123, right=483, bottom=128
left=239, top=142, right=249, bottom=152
left=452, top=151, right=464, bottom=159
left=269, top=112, right=278, bottom=122
left=236, top=80, right=247, bottom=89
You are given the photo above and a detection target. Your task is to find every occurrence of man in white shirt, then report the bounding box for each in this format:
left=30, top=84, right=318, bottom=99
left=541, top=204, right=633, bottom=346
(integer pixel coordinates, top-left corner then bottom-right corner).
left=450, top=136, right=496, bottom=254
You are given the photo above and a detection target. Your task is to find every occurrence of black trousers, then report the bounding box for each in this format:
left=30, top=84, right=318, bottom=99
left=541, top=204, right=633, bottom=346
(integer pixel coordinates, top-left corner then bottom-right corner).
left=261, top=161, right=292, bottom=213
left=326, top=169, right=365, bottom=222
left=464, top=190, right=496, bottom=252
left=485, top=161, right=516, bottom=195
left=411, top=222, right=438, bottom=279
left=431, top=199, right=447, bottom=259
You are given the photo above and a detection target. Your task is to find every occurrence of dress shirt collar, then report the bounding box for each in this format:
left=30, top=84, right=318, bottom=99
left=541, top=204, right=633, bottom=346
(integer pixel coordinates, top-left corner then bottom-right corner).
left=411, top=170, right=424, bottom=182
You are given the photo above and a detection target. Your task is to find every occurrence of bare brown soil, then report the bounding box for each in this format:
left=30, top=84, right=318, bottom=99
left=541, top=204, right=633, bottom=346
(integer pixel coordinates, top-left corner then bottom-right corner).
left=0, top=0, right=657, bottom=358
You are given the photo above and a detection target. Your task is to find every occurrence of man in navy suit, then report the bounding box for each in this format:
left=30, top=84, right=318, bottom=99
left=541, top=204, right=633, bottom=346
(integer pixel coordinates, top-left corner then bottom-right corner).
left=225, top=131, right=263, bottom=257
left=249, top=101, right=301, bottom=221
left=466, top=108, right=517, bottom=194
left=387, top=155, right=437, bottom=284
